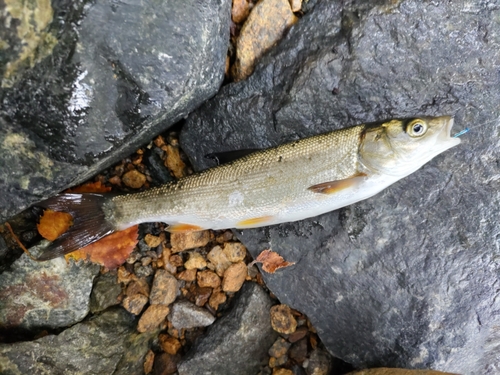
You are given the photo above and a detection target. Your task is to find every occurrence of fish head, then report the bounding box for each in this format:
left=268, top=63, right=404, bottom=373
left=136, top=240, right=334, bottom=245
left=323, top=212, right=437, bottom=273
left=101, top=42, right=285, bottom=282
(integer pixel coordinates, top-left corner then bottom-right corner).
left=359, top=116, right=461, bottom=177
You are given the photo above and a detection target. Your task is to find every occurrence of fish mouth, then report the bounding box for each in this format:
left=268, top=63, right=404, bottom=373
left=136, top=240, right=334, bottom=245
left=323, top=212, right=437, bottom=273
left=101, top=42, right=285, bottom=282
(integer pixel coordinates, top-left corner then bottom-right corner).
left=440, top=116, right=461, bottom=147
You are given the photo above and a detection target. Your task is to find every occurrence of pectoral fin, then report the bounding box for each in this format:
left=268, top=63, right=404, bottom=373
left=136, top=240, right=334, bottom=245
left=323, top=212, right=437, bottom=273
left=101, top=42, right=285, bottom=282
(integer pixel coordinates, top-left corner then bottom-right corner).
left=308, top=173, right=367, bottom=195
left=166, top=223, right=205, bottom=233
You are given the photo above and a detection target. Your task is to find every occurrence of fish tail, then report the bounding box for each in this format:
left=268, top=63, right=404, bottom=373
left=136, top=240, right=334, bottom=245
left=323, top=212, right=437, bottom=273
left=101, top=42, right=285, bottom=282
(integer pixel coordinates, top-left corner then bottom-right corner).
left=29, top=193, right=116, bottom=261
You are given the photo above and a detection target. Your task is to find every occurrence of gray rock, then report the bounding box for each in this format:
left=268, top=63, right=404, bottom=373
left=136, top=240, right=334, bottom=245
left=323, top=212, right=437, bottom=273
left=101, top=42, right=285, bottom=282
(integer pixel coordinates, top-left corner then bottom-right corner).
left=181, top=1, right=500, bottom=374
left=0, top=0, right=231, bottom=221
left=178, top=282, right=278, bottom=375
left=0, top=307, right=153, bottom=375
left=89, top=272, right=122, bottom=314
left=0, top=255, right=99, bottom=332
left=169, top=300, right=215, bottom=330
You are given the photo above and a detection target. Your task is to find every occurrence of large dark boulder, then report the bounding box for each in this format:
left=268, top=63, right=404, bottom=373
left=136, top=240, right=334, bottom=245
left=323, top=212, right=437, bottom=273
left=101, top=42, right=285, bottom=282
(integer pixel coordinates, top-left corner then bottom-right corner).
left=181, top=1, right=500, bottom=373
left=0, top=0, right=231, bottom=221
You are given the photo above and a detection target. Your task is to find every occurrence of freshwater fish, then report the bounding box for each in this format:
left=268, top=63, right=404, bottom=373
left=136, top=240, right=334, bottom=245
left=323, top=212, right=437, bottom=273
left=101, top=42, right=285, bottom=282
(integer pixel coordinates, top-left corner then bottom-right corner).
left=32, top=115, right=460, bottom=260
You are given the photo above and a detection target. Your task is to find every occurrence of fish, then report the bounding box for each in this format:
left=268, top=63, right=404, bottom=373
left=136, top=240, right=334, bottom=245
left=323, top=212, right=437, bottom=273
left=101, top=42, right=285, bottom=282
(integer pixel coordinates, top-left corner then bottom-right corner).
left=30, top=115, right=461, bottom=260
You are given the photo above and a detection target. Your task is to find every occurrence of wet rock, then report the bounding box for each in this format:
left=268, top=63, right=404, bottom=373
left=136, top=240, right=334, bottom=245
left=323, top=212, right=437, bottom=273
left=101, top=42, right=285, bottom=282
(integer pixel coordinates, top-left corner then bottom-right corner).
left=0, top=255, right=99, bottom=333
left=197, top=270, right=221, bottom=288
left=149, top=270, right=179, bottom=306
left=178, top=282, right=278, bottom=375
left=0, top=0, right=231, bottom=222
left=0, top=308, right=150, bottom=374
left=289, top=337, right=308, bottom=363
left=137, top=304, right=170, bottom=333
left=171, top=231, right=212, bottom=253
left=181, top=1, right=500, bottom=373
left=270, top=304, right=297, bottom=334
left=221, top=261, right=247, bottom=292
left=288, top=326, right=308, bottom=343
left=346, top=370, right=459, bottom=375
left=89, top=272, right=122, bottom=313
left=169, top=300, right=215, bottom=330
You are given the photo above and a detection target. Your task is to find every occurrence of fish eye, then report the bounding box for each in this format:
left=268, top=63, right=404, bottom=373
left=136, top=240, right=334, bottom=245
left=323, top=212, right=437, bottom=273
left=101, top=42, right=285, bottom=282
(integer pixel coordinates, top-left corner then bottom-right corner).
left=407, top=120, right=427, bottom=137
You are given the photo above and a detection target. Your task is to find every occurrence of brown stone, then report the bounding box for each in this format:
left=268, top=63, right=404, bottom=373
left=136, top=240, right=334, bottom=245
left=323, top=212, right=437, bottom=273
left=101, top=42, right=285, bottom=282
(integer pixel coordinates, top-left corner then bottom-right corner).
left=149, top=270, right=179, bottom=305
left=197, top=270, right=221, bottom=288
left=288, top=326, right=308, bottom=343
left=195, top=287, right=212, bottom=307
left=144, top=234, right=163, bottom=248
left=169, top=254, right=183, bottom=268
left=216, top=230, right=234, bottom=243
left=184, top=252, right=207, bottom=270
left=126, top=279, right=150, bottom=297
left=153, top=352, right=181, bottom=375
left=122, top=294, right=148, bottom=315
left=117, top=265, right=137, bottom=285
left=171, top=230, right=212, bottom=253
left=137, top=304, right=170, bottom=333
left=270, top=304, right=297, bottom=334
left=143, top=349, right=155, bottom=374
left=346, top=370, right=460, bottom=375
left=222, top=242, right=247, bottom=262
left=177, top=268, right=197, bottom=282
left=208, top=290, right=227, bottom=311
left=158, top=334, right=182, bottom=355
left=122, top=169, right=147, bottom=189
left=269, top=355, right=288, bottom=368
left=232, top=0, right=251, bottom=23
left=222, top=261, right=247, bottom=292
left=232, top=0, right=298, bottom=81
left=289, top=337, right=308, bottom=363
left=207, top=245, right=232, bottom=276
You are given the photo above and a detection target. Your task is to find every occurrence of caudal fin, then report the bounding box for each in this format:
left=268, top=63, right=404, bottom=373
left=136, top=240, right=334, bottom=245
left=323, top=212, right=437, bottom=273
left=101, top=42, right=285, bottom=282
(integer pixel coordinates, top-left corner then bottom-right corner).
left=29, top=193, right=116, bottom=261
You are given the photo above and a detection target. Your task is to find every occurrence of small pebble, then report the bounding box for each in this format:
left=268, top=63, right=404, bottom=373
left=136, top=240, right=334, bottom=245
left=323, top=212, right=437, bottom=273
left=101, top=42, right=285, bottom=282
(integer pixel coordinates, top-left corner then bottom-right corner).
left=222, top=261, right=247, bottom=292
left=269, top=337, right=292, bottom=358
left=289, top=0, right=302, bottom=12
left=177, top=268, right=197, bottom=282
left=304, top=348, right=332, bottom=375
left=126, top=252, right=141, bottom=264
left=122, top=294, right=148, bottom=315
left=232, top=0, right=251, bottom=23
left=207, top=245, right=232, bottom=277
left=195, top=287, right=212, bottom=307
left=126, top=279, right=150, bottom=297
left=269, top=355, right=288, bottom=368
left=288, top=326, right=308, bottom=343
left=272, top=368, right=293, bottom=375
left=197, top=270, right=221, bottom=288
left=216, top=230, right=234, bottom=243
left=122, top=169, right=147, bottom=189
left=169, top=300, right=215, bottom=329
left=163, top=144, right=187, bottom=179
left=142, top=257, right=153, bottom=266
left=184, top=252, right=207, bottom=270
left=145, top=234, right=163, bottom=248
left=137, top=304, right=170, bottom=333
left=152, top=352, right=180, bottom=375
left=208, top=290, right=227, bottom=311
left=135, top=263, right=154, bottom=277
left=169, top=254, right=184, bottom=267
left=117, top=266, right=137, bottom=284
left=149, top=270, right=179, bottom=305
left=289, top=337, right=308, bottom=363
left=222, top=242, right=247, bottom=262
left=143, top=350, right=155, bottom=374
left=270, top=304, right=297, bottom=334
left=158, top=334, right=182, bottom=355
left=170, top=231, right=212, bottom=253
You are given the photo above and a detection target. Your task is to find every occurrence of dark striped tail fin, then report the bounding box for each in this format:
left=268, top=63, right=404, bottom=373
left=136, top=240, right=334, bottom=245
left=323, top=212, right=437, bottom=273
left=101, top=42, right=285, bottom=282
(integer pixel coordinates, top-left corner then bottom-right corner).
left=29, top=193, right=116, bottom=261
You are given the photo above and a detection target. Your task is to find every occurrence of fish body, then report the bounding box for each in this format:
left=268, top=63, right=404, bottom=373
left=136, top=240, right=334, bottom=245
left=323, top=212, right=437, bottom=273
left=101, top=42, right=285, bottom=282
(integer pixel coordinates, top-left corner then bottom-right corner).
left=33, top=116, right=460, bottom=260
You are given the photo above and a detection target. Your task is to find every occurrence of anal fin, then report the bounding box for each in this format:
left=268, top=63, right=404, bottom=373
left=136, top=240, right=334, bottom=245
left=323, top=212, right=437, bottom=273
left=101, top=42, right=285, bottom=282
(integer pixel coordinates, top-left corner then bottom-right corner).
left=236, top=215, right=273, bottom=228
left=166, top=223, right=205, bottom=233
left=308, top=172, right=367, bottom=195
